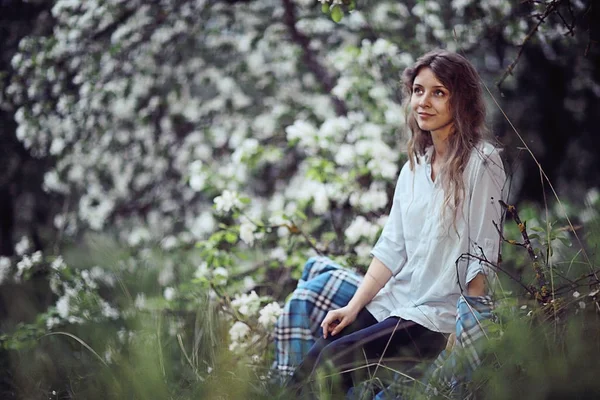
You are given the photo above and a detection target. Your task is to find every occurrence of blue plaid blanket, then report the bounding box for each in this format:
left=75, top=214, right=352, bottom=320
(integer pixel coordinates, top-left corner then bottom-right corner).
left=273, top=256, right=494, bottom=398
left=273, top=256, right=362, bottom=376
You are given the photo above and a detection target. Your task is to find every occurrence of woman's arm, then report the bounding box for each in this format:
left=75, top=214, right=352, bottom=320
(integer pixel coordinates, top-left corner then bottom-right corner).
left=465, top=146, right=506, bottom=295
left=467, top=273, right=486, bottom=296
left=321, top=256, right=392, bottom=338
left=321, top=163, right=409, bottom=338
left=348, top=257, right=392, bottom=310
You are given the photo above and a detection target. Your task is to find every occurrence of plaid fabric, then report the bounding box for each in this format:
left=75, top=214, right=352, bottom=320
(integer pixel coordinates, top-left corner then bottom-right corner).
left=273, top=257, right=495, bottom=399
left=273, top=256, right=362, bottom=376
left=375, top=295, right=495, bottom=400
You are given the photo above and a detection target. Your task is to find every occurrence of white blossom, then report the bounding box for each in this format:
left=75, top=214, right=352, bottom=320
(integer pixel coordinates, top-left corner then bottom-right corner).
left=158, top=261, right=175, bottom=286
left=214, top=190, right=243, bottom=213
left=585, top=188, right=599, bottom=207
left=161, top=235, right=178, bottom=250
left=100, top=299, right=120, bottom=319
left=312, top=186, right=330, bottom=215
left=134, top=293, right=146, bottom=310
left=46, top=317, right=60, bottom=330
left=270, top=247, right=287, bottom=262
left=231, top=290, right=261, bottom=317
left=350, top=183, right=389, bottom=211
left=163, top=287, right=176, bottom=301
left=0, top=257, right=11, bottom=285
left=258, top=302, right=283, bottom=328
left=128, top=227, right=151, bottom=247
left=15, top=236, right=30, bottom=256
left=56, top=295, right=70, bottom=319
left=354, top=243, right=372, bottom=259
left=229, top=321, right=250, bottom=343
left=31, top=251, right=42, bottom=263
left=89, top=266, right=116, bottom=287
left=335, top=144, right=356, bottom=166
left=189, top=211, right=216, bottom=239
left=212, top=267, right=229, bottom=286
left=194, top=262, right=209, bottom=279
left=51, top=256, right=66, bottom=271
left=345, top=216, right=380, bottom=244
left=285, top=120, right=317, bottom=143
left=16, top=255, right=34, bottom=279
left=243, top=276, right=256, bottom=291
left=239, top=221, right=257, bottom=245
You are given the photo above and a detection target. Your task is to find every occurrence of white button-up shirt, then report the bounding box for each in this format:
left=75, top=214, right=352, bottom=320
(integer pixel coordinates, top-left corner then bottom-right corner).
left=366, top=141, right=506, bottom=333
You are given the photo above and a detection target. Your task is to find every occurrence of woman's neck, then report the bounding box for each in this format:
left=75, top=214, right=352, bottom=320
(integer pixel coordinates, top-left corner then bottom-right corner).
left=430, top=123, right=454, bottom=161
left=431, top=134, right=449, bottom=162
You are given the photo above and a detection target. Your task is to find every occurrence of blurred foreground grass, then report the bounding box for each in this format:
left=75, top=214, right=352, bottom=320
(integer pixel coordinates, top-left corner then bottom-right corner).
left=1, top=200, right=600, bottom=399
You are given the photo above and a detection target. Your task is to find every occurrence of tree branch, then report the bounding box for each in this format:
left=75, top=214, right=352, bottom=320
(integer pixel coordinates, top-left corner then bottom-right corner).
left=497, top=0, right=564, bottom=88
left=498, top=200, right=551, bottom=303
left=281, top=0, right=348, bottom=116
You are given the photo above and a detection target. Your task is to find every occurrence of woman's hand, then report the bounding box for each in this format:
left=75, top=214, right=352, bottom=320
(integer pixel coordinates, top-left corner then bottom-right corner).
left=320, top=305, right=359, bottom=339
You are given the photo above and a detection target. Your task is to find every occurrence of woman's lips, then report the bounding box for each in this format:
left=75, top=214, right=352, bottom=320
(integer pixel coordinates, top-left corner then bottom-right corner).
left=417, top=112, right=434, bottom=118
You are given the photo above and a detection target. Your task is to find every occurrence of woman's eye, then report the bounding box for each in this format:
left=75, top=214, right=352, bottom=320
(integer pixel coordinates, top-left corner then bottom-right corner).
left=413, top=88, right=423, bottom=94
left=435, top=90, right=445, bottom=96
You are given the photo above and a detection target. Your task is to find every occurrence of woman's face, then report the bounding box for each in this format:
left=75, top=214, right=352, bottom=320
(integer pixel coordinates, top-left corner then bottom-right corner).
left=409, top=67, right=454, bottom=138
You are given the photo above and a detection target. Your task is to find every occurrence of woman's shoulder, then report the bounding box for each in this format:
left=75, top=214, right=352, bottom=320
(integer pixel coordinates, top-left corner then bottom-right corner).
left=467, top=140, right=504, bottom=171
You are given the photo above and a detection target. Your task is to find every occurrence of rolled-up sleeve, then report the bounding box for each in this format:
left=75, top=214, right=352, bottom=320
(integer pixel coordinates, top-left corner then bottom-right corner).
left=370, top=163, right=408, bottom=276
left=465, top=148, right=506, bottom=284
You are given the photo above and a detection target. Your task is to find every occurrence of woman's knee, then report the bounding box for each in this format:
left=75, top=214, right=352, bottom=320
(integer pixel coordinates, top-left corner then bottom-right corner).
left=316, top=338, right=356, bottom=368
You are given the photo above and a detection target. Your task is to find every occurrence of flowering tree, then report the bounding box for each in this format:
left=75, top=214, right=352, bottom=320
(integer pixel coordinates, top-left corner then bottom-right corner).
left=3, top=0, right=540, bottom=244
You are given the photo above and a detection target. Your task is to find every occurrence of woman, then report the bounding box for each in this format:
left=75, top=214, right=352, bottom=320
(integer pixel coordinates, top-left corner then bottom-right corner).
left=288, top=49, right=506, bottom=396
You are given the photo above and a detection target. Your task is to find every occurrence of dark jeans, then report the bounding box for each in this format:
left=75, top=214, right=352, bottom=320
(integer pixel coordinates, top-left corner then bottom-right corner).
left=288, top=308, right=447, bottom=398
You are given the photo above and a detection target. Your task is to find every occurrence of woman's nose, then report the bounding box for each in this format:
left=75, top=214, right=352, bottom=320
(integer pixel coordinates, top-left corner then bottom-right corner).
left=418, top=93, right=431, bottom=108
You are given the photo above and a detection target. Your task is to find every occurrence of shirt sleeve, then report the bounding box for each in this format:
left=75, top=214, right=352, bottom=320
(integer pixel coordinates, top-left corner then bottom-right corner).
left=465, top=147, right=506, bottom=284
left=370, top=162, right=408, bottom=276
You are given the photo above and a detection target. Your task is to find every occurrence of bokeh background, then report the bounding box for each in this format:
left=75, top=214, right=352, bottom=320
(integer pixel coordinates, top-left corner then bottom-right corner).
left=0, top=0, right=599, bottom=399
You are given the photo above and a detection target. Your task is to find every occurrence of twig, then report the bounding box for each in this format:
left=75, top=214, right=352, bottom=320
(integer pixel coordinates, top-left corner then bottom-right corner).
left=555, top=269, right=600, bottom=294
left=555, top=10, right=575, bottom=36
left=497, top=0, right=563, bottom=88
left=493, top=220, right=527, bottom=249
left=454, top=252, right=534, bottom=296
left=499, top=200, right=551, bottom=302
left=283, top=221, right=325, bottom=256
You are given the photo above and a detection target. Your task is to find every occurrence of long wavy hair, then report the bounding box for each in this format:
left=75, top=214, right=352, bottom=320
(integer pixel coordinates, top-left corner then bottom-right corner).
left=402, top=50, right=488, bottom=221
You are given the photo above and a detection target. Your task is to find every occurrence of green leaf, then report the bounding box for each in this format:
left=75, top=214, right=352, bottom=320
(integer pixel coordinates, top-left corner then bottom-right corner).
left=348, top=0, right=356, bottom=11
left=321, top=2, right=330, bottom=13
left=322, top=231, right=337, bottom=243
left=331, top=5, right=343, bottom=23
left=294, top=210, right=308, bottom=221
left=225, top=231, right=238, bottom=243
left=557, top=236, right=572, bottom=247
